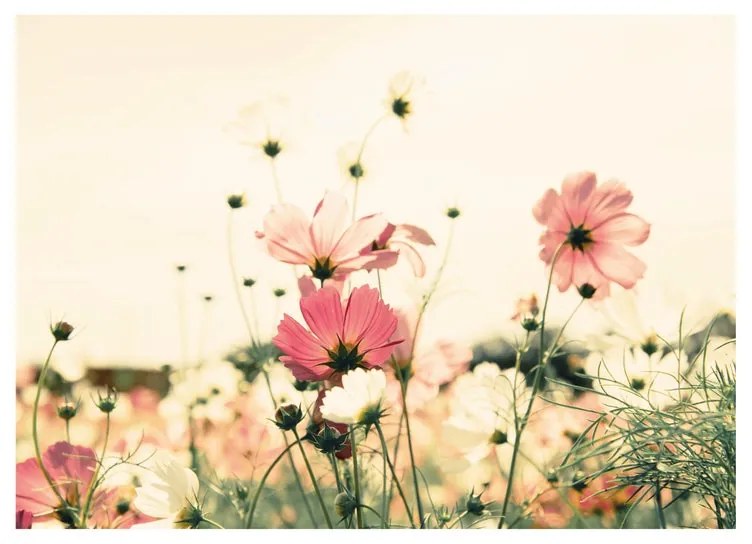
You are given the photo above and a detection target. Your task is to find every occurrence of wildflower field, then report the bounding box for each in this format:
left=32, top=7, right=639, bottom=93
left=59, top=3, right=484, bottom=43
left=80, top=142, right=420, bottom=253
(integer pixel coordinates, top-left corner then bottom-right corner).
left=14, top=16, right=736, bottom=531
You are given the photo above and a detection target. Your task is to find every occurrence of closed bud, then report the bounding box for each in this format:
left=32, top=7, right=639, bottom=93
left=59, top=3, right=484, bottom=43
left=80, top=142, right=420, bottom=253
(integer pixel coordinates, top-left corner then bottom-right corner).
left=465, top=488, right=489, bottom=516
left=273, top=288, right=286, bottom=298
left=446, top=207, right=461, bottom=219
left=57, top=398, right=80, bottom=421
left=274, top=404, right=303, bottom=431
left=95, top=387, right=119, bottom=414
left=521, top=318, right=539, bottom=332
left=242, top=277, right=256, bottom=288
left=311, top=423, right=348, bottom=454
left=577, top=283, right=597, bottom=299
left=227, top=193, right=246, bottom=209
left=176, top=264, right=187, bottom=272
left=262, top=139, right=282, bottom=159
left=51, top=321, right=74, bottom=342
left=334, top=491, right=358, bottom=519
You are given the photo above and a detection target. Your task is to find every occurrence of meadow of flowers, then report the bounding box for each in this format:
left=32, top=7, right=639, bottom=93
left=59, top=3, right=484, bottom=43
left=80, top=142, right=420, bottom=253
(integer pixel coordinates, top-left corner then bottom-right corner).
left=15, top=72, right=735, bottom=530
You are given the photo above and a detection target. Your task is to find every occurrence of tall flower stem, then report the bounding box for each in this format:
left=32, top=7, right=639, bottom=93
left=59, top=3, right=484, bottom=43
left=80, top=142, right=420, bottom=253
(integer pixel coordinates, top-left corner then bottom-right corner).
left=292, top=428, right=334, bottom=529
left=227, top=211, right=257, bottom=347
left=261, top=371, right=318, bottom=528
left=375, top=421, right=415, bottom=528
left=31, top=340, right=65, bottom=506
left=270, top=158, right=283, bottom=203
left=245, top=439, right=298, bottom=528
left=498, top=245, right=566, bottom=528
left=80, top=412, right=110, bottom=526
left=398, top=379, right=425, bottom=527
left=330, top=453, right=343, bottom=492
left=350, top=425, right=364, bottom=528
left=350, top=115, right=387, bottom=221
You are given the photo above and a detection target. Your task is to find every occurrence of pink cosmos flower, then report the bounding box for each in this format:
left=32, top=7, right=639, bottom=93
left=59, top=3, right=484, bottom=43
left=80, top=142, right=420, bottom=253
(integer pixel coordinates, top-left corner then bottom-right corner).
left=366, top=223, right=435, bottom=277
left=273, top=285, right=402, bottom=381
left=257, top=191, right=398, bottom=283
left=534, top=172, right=650, bottom=299
left=16, top=442, right=97, bottom=526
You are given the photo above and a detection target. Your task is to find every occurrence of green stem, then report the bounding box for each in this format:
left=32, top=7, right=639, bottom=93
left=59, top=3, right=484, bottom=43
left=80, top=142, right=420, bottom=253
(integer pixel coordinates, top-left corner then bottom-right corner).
left=261, top=371, right=318, bottom=527
left=31, top=340, right=66, bottom=507
left=399, top=379, right=425, bottom=528
left=375, top=422, right=415, bottom=527
left=227, top=210, right=257, bottom=347
left=498, top=244, right=564, bottom=528
left=292, top=428, right=333, bottom=529
left=65, top=420, right=71, bottom=443
left=270, top=158, right=283, bottom=203
left=655, top=482, right=666, bottom=529
left=245, top=440, right=298, bottom=528
left=202, top=517, right=225, bottom=529
left=80, top=412, right=110, bottom=527
left=330, top=452, right=343, bottom=493
left=351, top=425, right=363, bottom=528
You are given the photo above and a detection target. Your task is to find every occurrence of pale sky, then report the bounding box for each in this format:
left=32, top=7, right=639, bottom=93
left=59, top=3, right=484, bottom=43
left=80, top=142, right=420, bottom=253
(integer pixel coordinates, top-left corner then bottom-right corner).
left=16, top=15, right=734, bottom=368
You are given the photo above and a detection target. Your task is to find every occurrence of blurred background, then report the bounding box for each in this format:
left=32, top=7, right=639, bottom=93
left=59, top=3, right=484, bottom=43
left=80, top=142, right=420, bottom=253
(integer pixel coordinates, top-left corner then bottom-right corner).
left=17, top=15, right=734, bottom=375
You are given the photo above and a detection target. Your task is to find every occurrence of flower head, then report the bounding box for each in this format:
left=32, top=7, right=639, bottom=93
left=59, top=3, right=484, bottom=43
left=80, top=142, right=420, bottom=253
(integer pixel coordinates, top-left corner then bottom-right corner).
left=133, top=450, right=202, bottom=528
left=51, top=321, right=74, bottom=341
left=273, top=286, right=402, bottom=381
left=387, top=71, right=425, bottom=126
left=367, top=223, right=435, bottom=277
left=320, top=368, right=387, bottom=425
left=534, top=172, right=650, bottom=299
left=256, top=191, right=398, bottom=283
left=337, top=141, right=367, bottom=182
left=225, top=96, right=291, bottom=159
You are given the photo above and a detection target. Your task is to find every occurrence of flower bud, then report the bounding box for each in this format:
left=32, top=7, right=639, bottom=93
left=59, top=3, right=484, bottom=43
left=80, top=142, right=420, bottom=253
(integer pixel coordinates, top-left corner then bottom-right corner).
left=521, top=318, right=539, bottom=332
left=436, top=505, right=452, bottom=526
left=274, top=404, right=303, bottom=431
left=176, top=264, right=187, bottom=272
left=465, top=489, right=488, bottom=516
left=242, top=277, right=256, bottom=288
left=262, top=140, right=282, bottom=159
left=57, top=398, right=80, bottom=421
left=227, top=193, right=246, bottom=209
left=334, top=491, right=358, bottom=519
left=95, top=387, right=118, bottom=414
left=577, top=283, right=597, bottom=299
left=273, top=288, right=286, bottom=298
left=115, top=498, right=131, bottom=516
left=348, top=162, right=365, bottom=180
left=203, top=295, right=214, bottom=302
left=446, top=207, right=461, bottom=219
left=234, top=483, right=249, bottom=502
left=175, top=503, right=205, bottom=529
left=51, top=321, right=74, bottom=342
left=311, top=423, right=349, bottom=454
left=489, top=429, right=508, bottom=445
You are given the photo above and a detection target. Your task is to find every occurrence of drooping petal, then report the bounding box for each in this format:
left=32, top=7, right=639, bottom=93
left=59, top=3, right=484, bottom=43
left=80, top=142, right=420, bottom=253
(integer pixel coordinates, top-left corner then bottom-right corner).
left=351, top=249, right=400, bottom=274
left=390, top=240, right=426, bottom=277
left=589, top=243, right=647, bottom=289
left=394, top=224, right=435, bottom=246
left=591, top=213, right=650, bottom=246
left=311, top=192, right=349, bottom=258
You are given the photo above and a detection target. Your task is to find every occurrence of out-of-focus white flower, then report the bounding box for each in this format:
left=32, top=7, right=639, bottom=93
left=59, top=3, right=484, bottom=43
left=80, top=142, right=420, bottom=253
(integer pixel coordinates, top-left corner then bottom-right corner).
left=596, top=284, right=708, bottom=353
left=386, top=71, right=425, bottom=127
left=320, top=368, right=387, bottom=425
left=163, top=361, right=242, bottom=423
left=442, top=363, right=529, bottom=465
left=224, top=96, right=292, bottom=159
left=133, top=450, right=201, bottom=528
left=337, top=141, right=368, bottom=182
left=588, top=347, right=686, bottom=410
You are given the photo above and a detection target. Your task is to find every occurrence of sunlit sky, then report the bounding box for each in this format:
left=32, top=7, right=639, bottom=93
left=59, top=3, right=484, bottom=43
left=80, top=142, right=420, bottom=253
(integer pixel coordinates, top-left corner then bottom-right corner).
left=17, top=15, right=734, bottom=368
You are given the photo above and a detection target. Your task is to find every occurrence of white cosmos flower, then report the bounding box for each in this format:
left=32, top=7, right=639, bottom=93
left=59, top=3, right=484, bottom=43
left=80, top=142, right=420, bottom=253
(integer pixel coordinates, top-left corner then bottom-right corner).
left=588, top=347, right=686, bottom=410
left=161, top=361, right=242, bottom=423
left=133, top=450, right=201, bottom=528
left=386, top=71, right=425, bottom=127
left=442, top=363, right=529, bottom=465
left=337, top=141, right=368, bottom=182
left=320, top=368, right=387, bottom=425
left=224, top=96, right=292, bottom=157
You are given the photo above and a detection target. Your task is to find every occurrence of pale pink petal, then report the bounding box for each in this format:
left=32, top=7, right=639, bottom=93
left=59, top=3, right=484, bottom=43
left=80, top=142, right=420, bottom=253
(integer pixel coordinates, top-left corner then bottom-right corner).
left=538, top=230, right=567, bottom=264
left=570, top=251, right=609, bottom=293
left=591, top=213, right=650, bottom=246
left=533, top=188, right=570, bottom=232
left=311, top=192, right=349, bottom=258
left=584, top=180, right=634, bottom=226
left=343, top=249, right=399, bottom=274
left=589, top=243, right=647, bottom=289
left=297, top=276, right=317, bottom=298
left=560, top=171, right=597, bottom=226
left=300, top=287, right=344, bottom=349
left=390, top=240, right=426, bottom=277
left=391, top=310, right=416, bottom=363
left=330, top=214, right=388, bottom=263
left=261, top=203, right=315, bottom=265
left=394, top=224, right=435, bottom=246
left=552, top=247, right=575, bottom=292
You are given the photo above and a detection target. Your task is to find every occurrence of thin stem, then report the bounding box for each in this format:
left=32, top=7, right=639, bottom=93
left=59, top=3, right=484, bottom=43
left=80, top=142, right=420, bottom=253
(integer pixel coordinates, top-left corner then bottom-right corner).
left=330, top=452, right=343, bottom=493
left=655, top=482, right=666, bottom=529
left=351, top=425, right=363, bottom=528
left=32, top=340, right=66, bottom=506
left=227, top=210, right=257, bottom=347
left=202, top=517, right=225, bottom=529
left=376, top=425, right=388, bottom=527
left=270, top=158, right=283, bottom=203
left=386, top=410, right=405, bottom=510
left=399, top=378, right=425, bottom=527
left=261, top=371, right=318, bottom=527
left=80, top=412, right=110, bottom=526
left=245, top=440, right=298, bottom=528
left=498, top=244, right=564, bottom=528
left=292, top=428, right=334, bottom=529
left=351, top=180, right=361, bottom=222
left=375, top=422, right=415, bottom=527
left=65, top=420, right=71, bottom=443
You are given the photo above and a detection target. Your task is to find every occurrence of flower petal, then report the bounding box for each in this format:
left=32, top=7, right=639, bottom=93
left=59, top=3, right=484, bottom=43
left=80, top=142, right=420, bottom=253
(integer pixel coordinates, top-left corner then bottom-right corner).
left=590, top=243, right=647, bottom=289
left=591, top=213, right=650, bottom=246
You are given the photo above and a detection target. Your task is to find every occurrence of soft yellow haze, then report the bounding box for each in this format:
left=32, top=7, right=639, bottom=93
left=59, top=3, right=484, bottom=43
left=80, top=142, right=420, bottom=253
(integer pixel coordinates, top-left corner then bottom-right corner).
left=17, top=15, right=734, bottom=368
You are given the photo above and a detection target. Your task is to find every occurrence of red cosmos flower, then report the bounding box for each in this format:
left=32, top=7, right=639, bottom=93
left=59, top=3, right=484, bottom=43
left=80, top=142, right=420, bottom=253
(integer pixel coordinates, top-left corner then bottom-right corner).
left=534, top=172, right=650, bottom=300
left=273, top=285, right=402, bottom=382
